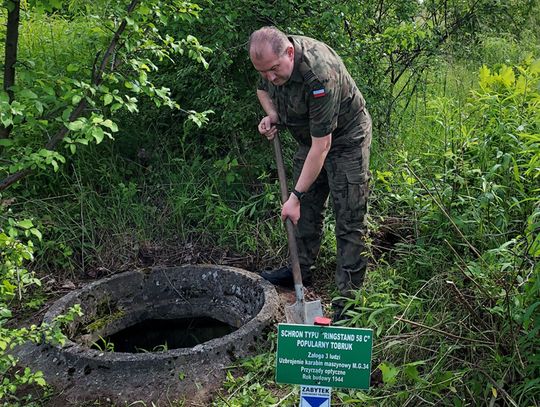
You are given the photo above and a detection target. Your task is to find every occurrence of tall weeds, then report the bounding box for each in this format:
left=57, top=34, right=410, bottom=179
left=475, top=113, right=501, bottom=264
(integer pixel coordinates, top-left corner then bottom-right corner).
left=336, top=59, right=540, bottom=406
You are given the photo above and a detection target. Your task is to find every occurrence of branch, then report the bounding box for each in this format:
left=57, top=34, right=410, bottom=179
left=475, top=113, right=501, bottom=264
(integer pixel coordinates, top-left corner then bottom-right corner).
left=385, top=0, right=484, bottom=84
left=445, top=280, right=492, bottom=333
left=0, top=0, right=21, bottom=139
left=393, top=316, right=494, bottom=345
left=94, top=0, right=139, bottom=85
left=0, top=169, right=30, bottom=191
left=413, top=343, right=520, bottom=407
left=343, top=17, right=354, bottom=43
left=0, top=0, right=140, bottom=191
left=476, top=367, right=520, bottom=407
left=405, top=164, right=483, bottom=260
left=444, top=239, right=492, bottom=298
left=45, top=99, right=88, bottom=150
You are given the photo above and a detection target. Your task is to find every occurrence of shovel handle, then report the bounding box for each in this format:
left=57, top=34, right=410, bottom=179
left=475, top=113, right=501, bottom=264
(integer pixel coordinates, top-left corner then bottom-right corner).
left=272, top=135, right=304, bottom=292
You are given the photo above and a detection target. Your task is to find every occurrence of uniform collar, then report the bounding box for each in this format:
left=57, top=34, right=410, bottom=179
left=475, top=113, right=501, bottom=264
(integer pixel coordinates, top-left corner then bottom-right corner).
left=288, top=36, right=304, bottom=83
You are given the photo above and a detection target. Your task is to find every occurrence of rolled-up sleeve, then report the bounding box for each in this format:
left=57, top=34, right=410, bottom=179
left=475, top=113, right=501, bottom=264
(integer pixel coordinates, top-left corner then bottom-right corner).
left=258, top=78, right=269, bottom=92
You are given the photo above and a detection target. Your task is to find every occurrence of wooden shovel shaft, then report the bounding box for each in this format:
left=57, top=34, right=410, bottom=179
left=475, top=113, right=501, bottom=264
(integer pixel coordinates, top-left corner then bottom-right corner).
left=272, top=136, right=304, bottom=292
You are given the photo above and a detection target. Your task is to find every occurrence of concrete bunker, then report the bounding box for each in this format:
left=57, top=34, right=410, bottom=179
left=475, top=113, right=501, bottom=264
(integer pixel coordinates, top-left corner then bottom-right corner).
left=16, top=265, right=280, bottom=404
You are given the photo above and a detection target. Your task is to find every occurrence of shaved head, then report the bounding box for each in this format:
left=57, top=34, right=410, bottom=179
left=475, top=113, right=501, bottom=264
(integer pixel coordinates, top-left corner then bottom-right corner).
left=249, top=26, right=290, bottom=59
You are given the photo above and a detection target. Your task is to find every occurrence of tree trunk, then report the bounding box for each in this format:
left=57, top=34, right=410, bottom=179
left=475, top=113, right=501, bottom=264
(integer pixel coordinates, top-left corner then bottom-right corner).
left=1, top=0, right=20, bottom=139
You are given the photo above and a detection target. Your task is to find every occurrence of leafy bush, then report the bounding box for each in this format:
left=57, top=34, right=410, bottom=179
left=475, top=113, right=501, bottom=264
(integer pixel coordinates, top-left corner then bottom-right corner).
left=0, top=0, right=211, bottom=194
left=0, top=213, right=83, bottom=405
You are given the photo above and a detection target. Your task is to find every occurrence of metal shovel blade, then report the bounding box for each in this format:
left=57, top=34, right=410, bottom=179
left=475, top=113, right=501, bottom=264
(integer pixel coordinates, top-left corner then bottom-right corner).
left=285, top=285, right=323, bottom=325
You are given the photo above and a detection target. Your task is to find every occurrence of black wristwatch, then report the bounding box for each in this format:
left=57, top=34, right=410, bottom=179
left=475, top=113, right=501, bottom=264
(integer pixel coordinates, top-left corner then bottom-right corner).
left=291, top=188, right=305, bottom=201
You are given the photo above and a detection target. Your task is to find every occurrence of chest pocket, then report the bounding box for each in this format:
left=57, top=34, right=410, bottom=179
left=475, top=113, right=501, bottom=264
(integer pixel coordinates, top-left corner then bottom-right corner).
left=286, top=90, right=308, bottom=119
left=270, top=87, right=292, bottom=125
left=286, top=91, right=310, bottom=145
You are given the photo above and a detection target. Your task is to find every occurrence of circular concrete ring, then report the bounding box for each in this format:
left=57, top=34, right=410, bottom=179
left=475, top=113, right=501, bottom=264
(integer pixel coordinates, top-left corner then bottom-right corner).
left=19, top=265, right=280, bottom=404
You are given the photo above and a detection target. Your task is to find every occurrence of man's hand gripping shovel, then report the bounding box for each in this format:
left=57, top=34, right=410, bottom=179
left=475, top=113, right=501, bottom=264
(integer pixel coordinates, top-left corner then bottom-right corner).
left=272, top=134, right=324, bottom=325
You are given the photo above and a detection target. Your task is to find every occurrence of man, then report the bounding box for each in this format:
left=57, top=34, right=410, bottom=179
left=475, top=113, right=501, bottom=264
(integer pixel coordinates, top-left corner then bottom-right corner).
left=249, top=27, right=372, bottom=314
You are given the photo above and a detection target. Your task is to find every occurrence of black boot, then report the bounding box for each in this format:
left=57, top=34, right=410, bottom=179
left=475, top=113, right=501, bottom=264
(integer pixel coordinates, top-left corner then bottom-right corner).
left=331, top=302, right=351, bottom=324
left=260, top=265, right=312, bottom=288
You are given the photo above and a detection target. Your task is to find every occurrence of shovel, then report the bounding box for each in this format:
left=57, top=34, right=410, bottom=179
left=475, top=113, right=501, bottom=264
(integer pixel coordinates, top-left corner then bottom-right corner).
left=272, top=134, right=323, bottom=325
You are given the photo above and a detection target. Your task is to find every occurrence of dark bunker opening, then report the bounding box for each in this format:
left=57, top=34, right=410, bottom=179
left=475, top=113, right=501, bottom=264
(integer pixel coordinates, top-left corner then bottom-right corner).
left=94, top=316, right=237, bottom=353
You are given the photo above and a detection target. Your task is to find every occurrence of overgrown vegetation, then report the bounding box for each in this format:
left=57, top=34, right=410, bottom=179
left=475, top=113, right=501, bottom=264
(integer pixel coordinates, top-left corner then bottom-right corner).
left=1, top=0, right=538, bottom=405
left=0, top=217, right=83, bottom=405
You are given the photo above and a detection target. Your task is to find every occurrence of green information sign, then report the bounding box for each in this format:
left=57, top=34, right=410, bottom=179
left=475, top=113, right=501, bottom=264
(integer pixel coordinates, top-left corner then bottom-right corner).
left=276, top=323, right=373, bottom=389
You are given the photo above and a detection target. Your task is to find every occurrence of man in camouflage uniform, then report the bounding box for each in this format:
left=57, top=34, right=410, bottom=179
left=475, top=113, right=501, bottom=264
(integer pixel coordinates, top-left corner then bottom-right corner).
left=248, top=27, right=372, bottom=309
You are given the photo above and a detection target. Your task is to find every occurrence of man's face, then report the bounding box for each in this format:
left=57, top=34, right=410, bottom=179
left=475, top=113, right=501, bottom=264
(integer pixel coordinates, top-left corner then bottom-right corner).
left=250, top=43, right=294, bottom=86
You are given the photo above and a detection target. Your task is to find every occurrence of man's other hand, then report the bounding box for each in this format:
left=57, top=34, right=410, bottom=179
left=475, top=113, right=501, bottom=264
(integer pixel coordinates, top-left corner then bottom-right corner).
left=258, top=116, right=278, bottom=140
left=281, top=194, right=300, bottom=225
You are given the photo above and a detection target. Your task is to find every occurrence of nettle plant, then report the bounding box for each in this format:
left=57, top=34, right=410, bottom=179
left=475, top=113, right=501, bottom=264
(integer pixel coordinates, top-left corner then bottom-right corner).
left=421, top=59, right=537, bottom=397
left=0, top=216, right=83, bottom=403
left=407, top=58, right=540, bottom=312
left=384, top=58, right=539, bottom=254
left=0, top=0, right=212, bottom=191
left=367, top=59, right=539, bottom=404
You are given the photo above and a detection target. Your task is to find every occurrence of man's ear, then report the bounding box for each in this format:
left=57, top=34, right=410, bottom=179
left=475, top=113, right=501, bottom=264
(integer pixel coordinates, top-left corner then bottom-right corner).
left=286, top=45, right=294, bottom=59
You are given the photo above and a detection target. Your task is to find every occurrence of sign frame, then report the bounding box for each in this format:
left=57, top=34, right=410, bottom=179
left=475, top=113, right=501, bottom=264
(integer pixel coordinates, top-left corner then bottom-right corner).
left=276, top=323, right=373, bottom=390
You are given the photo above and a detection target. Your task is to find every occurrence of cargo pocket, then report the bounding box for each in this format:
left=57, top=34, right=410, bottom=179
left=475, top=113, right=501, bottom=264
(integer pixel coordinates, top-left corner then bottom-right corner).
left=345, top=170, right=368, bottom=218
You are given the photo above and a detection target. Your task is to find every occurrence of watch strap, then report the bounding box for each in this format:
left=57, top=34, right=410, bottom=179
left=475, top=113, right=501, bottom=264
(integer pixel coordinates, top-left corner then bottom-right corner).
left=292, top=189, right=305, bottom=200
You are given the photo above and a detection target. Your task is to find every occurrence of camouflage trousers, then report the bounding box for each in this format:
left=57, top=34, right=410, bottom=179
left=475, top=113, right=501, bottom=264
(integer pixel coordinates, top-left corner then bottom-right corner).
left=293, top=109, right=372, bottom=297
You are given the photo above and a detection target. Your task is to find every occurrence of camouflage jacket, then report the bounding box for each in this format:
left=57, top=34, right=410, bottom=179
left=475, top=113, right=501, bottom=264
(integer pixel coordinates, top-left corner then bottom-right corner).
left=258, top=35, right=368, bottom=149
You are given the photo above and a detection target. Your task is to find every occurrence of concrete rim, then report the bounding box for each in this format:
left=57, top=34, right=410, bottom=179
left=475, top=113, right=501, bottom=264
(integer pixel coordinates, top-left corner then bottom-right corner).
left=42, top=264, right=280, bottom=362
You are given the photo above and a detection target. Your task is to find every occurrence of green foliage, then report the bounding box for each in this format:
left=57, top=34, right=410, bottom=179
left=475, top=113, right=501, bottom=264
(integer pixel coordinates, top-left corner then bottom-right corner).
left=376, top=59, right=539, bottom=252
left=2, top=1, right=540, bottom=405
left=85, top=309, right=125, bottom=334
left=344, top=59, right=540, bottom=405
left=213, top=334, right=294, bottom=406
left=0, top=218, right=41, bottom=302
left=0, top=0, right=212, bottom=189
left=91, top=335, right=115, bottom=352
left=0, top=212, right=83, bottom=405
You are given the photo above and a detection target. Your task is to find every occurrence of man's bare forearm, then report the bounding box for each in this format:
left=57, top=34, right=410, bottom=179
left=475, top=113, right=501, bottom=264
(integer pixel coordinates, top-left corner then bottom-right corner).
left=294, top=134, right=332, bottom=194
left=257, top=90, right=278, bottom=122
